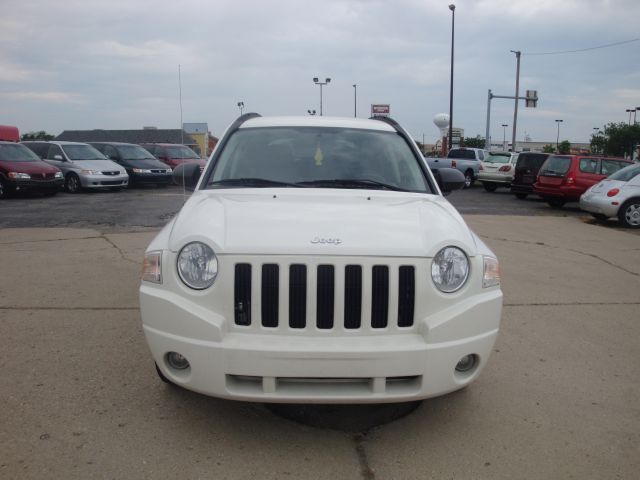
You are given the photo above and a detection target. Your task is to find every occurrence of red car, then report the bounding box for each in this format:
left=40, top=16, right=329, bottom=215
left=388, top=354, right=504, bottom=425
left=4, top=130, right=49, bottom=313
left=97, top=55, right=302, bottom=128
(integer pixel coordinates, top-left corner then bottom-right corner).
left=140, top=143, right=206, bottom=170
left=533, top=154, right=633, bottom=208
left=0, top=141, right=64, bottom=198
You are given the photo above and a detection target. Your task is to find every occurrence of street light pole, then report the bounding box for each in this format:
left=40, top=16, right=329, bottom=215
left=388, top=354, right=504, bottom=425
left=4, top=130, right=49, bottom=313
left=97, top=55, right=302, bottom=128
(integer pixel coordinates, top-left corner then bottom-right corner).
left=626, top=109, right=634, bottom=125
left=313, top=77, right=331, bottom=116
left=555, top=119, right=563, bottom=151
left=448, top=4, right=455, bottom=153
left=501, top=124, right=508, bottom=151
left=510, top=50, right=521, bottom=153
left=353, top=84, right=357, bottom=117
left=237, top=101, right=244, bottom=115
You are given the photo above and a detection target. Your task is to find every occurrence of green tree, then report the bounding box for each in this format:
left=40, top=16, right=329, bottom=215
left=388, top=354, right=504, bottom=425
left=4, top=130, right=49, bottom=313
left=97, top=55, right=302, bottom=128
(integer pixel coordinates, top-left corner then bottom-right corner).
left=558, top=140, right=571, bottom=154
left=462, top=135, right=485, bottom=149
left=21, top=131, right=55, bottom=141
left=542, top=144, right=555, bottom=153
left=593, top=122, right=640, bottom=157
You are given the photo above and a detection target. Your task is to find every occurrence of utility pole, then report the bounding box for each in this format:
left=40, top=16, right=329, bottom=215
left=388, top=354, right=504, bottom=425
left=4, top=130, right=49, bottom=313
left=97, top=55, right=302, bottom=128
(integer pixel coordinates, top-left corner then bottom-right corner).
left=510, top=50, right=521, bottom=152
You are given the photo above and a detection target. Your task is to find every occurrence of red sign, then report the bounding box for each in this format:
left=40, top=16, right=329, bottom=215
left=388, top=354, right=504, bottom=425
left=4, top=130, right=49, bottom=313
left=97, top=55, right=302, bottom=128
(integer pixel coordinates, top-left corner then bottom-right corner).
left=371, top=104, right=390, bottom=116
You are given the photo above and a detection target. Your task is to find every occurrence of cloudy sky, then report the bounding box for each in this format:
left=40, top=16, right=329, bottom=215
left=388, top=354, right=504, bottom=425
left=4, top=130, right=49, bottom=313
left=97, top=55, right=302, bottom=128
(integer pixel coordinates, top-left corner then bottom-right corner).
left=1, top=0, right=639, bottom=146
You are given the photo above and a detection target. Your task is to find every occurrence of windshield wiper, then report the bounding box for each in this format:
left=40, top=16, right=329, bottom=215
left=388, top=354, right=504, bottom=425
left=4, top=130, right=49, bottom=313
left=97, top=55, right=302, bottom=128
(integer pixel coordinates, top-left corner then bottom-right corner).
left=208, top=178, right=303, bottom=188
left=297, top=178, right=410, bottom=192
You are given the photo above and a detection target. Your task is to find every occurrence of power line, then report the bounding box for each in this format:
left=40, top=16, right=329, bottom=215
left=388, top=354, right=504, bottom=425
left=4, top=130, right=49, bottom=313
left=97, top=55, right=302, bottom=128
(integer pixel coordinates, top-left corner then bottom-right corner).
left=524, top=37, right=639, bottom=56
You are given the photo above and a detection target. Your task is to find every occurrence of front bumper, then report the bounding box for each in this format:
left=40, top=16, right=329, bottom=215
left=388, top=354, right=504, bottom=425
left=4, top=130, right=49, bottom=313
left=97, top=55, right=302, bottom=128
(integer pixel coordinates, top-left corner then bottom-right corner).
left=130, top=172, right=172, bottom=185
left=80, top=173, right=129, bottom=189
left=140, top=280, right=502, bottom=403
left=9, top=178, right=64, bottom=193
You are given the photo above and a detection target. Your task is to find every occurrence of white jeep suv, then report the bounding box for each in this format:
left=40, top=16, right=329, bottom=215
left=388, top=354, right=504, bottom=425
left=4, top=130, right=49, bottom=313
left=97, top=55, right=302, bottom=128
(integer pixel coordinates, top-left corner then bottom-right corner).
left=139, top=114, right=502, bottom=404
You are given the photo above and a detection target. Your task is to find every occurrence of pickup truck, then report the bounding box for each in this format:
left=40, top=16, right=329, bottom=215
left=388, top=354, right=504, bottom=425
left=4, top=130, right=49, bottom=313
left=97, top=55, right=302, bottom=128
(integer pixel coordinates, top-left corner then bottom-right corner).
left=425, top=147, right=489, bottom=188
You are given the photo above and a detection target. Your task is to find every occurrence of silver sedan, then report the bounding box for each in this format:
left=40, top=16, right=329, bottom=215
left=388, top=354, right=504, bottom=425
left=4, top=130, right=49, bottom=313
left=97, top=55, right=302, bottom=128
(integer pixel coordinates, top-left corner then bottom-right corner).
left=580, top=163, right=640, bottom=228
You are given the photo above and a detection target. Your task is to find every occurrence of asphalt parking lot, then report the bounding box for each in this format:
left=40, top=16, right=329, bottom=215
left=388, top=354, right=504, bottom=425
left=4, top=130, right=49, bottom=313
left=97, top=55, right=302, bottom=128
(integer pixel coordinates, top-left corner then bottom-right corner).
left=1, top=186, right=638, bottom=479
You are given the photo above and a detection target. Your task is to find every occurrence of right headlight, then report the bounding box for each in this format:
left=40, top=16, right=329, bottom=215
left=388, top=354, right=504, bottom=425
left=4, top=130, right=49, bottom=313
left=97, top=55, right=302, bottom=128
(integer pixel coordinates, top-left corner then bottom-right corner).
left=431, top=246, right=470, bottom=293
left=177, top=242, right=218, bottom=290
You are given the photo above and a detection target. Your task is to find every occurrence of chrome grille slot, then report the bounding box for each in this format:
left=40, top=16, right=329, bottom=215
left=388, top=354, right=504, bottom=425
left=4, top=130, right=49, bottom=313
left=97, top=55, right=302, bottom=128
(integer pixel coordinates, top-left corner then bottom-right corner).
left=233, top=261, right=416, bottom=331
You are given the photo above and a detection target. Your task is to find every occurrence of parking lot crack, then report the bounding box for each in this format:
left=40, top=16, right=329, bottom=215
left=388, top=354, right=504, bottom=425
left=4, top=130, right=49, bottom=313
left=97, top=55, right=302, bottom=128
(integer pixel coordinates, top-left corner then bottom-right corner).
left=566, top=248, right=639, bottom=277
left=100, top=234, right=139, bottom=265
left=353, top=433, right=375, bottom=480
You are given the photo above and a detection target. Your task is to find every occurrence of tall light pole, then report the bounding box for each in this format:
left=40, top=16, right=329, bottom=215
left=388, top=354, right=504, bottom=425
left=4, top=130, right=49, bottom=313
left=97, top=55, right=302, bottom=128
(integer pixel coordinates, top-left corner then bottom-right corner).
left=353, top=84, right=357, bottom=118
left=313, top=77, right=331, bottom=116
left=501, top=124, right=508, bottom=151
left=237, top=101, right=244, bottom=115
left=626, top=109, right=634, bottom=125
left=510, top=50, right=521, bottom=153
left=448, top=4, right=455, bottom=152
left=592, top=127, right=600, bottom=154
left=555, top=119, right=563, bottom=151
left=635, top=107, right=640, bottom=124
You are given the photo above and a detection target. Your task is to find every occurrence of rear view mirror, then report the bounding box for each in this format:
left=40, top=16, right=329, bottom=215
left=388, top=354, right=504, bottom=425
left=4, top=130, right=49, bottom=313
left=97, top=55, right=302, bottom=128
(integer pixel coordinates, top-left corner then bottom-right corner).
left=173, top=163, right=201, bottom=190
left=433, top=167, right=465, bottom=195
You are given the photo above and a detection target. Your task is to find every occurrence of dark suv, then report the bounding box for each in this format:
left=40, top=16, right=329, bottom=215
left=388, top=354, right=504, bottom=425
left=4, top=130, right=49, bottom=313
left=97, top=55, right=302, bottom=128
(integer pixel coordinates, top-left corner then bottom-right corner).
left=91, top=142, right=172, bottom=187
left=510, top=152, right=550, bottom=199
left=533, top=155, right=633, bottom=208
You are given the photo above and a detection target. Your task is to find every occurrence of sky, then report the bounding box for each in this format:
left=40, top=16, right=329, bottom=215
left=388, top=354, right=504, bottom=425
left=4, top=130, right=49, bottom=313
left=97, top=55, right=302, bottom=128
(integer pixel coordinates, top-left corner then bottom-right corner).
left=1, top=0, right=639, bottom=146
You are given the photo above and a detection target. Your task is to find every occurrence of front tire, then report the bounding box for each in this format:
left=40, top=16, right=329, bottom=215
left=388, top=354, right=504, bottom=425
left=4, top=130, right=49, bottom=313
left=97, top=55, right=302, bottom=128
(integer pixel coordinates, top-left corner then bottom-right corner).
left=618, top=198, right=640, bottom=228
left=0, top=178, right=8, bottom=199
left=514, top=193, right=527, bottom=200
left=65, top=173, right=81, bottom=193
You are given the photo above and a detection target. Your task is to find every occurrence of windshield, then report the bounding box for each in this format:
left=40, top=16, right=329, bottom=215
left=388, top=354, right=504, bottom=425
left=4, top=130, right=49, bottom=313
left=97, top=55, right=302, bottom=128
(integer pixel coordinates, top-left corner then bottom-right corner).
left=166, top=146, right=200, bottom=159
left=485, top=154, right=510, bottom=164
left=608, top=163, right=640, bottom=182
left=62, top=144, right=107, bottom=160
left=117, top=145, right=155, bottom=160
left=206, top=127, right=432, bottom=192
left=540, top=156, right=571, bottom=176
left=447, top=149, right=476, bottom=159
left=0, top=143, right=41, bottom=162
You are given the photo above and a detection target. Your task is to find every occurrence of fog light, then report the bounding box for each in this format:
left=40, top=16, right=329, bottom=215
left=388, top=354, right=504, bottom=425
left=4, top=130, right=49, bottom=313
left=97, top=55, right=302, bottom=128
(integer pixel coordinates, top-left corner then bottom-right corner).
left=455, top=354, right=477, bottom=373
left=167, top=352, right=190, bottom=370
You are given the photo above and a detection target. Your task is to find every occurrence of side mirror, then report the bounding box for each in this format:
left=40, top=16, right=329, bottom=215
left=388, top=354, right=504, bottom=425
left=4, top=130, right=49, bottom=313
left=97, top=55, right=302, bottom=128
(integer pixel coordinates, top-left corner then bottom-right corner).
left=173, top=162, right=201, bottom=190
left=433, top=167, right=465, bottom=195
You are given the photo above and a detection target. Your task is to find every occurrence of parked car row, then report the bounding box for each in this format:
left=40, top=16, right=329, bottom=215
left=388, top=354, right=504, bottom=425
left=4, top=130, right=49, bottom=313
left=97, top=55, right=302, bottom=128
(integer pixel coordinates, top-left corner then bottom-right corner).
left=478, top=151, right=639, bottom=228
left=0, top=140, right=205, bottom=198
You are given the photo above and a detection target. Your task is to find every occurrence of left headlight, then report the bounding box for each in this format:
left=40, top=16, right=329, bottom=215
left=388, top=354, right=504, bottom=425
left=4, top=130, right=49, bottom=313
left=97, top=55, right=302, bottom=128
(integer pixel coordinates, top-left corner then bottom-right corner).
left=177, top=242, right=218, bottom=290
left=8, top=172, right=31, bottom=179
left=431, top=246, right=470, bottom=293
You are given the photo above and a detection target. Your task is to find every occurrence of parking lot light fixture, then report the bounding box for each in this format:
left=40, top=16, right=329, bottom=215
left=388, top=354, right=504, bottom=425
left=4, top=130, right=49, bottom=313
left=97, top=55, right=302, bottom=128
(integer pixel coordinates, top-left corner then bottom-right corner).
left=626, top=109, right=634, bottom=125
left=313, top=77, right=331, bottom=116
left=501, top=124, right=508, bottom=151
left=555, top=119, right=563, bottom=151
left=237, top=101, right=244, bottom=115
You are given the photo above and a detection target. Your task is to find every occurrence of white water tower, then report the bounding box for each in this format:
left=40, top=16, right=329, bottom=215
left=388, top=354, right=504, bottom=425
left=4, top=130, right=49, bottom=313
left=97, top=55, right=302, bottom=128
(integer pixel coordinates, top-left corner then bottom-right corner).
left=433, top=113, right=449, bottom=138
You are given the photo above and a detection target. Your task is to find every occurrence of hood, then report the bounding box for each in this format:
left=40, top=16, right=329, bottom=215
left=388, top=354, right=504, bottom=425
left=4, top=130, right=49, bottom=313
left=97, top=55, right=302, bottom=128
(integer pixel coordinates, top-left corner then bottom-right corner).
left=0, top=159, right=60, bottom=175
left=168, top=189, right=477, bottom=258
left=120, top=158, right=170, bottom=169
left=69, top=159, right=124, bottom=171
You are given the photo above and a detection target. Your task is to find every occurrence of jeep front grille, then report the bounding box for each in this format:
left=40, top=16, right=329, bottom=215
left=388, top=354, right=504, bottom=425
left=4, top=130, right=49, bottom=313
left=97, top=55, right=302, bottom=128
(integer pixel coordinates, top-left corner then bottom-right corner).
left=233, top=263, right=415, bottom=330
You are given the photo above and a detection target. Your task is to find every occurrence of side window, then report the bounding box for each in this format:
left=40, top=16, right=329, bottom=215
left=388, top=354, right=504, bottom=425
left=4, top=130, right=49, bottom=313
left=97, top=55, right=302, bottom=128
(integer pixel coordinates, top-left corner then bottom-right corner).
left=478, top=151, right=484, bottom=161
left=47, top=145, right=63, bottom=160
left=601, top=160, right=626, bottom=176
left=103, top=145, right=119, bottom=160
left=579, top=158, right=598, bottom=174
